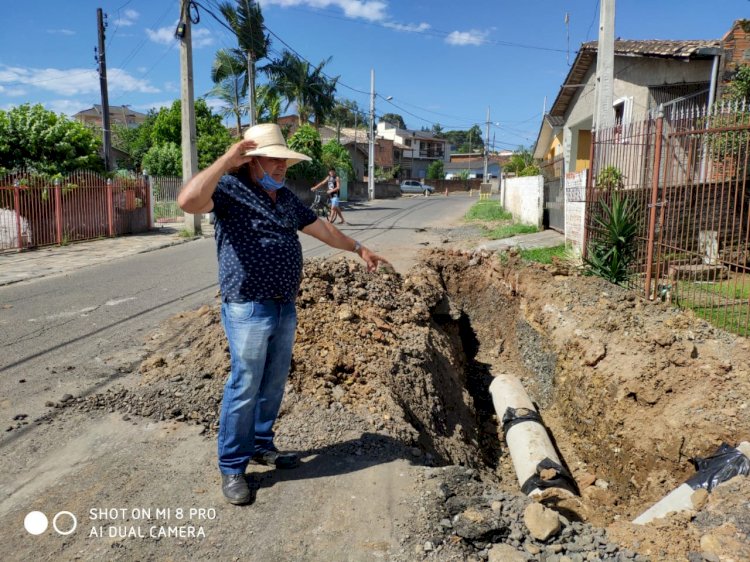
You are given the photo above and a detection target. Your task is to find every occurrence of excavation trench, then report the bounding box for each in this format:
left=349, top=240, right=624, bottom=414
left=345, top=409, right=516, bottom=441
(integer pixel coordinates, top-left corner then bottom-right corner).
left=69, top=249, right=750, bottom=560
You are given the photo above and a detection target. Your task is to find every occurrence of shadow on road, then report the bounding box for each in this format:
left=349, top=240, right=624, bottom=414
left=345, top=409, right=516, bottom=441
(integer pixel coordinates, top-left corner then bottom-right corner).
left=253, top=432, right=418, bottom=488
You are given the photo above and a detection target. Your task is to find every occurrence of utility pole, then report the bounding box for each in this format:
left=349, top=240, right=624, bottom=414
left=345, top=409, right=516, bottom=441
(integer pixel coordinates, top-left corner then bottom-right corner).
left=483, top=107, right=490, bottom=180
left=353, top=110, right=358, bottom=180
left=368, top=69, right=375, bottom=201
left=96, top=8, right=112, bottom=172
left=179, top=0, right=201, bottom=234
left=593, top=0, right=615, bottom=131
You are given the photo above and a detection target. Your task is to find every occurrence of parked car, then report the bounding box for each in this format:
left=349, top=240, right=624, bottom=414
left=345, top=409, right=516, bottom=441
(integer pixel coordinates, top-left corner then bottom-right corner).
left=400, top=180, right=435, bottom=196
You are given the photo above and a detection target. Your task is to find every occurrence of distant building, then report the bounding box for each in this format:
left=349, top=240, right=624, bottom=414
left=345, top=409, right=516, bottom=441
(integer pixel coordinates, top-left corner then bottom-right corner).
left=377, top=122, right=450, bottom=179
left=73, top=105, right=148, bottom=129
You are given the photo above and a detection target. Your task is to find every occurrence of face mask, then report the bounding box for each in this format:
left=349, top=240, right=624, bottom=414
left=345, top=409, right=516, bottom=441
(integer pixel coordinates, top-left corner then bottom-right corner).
left=256, top=161, right=285, bottom=191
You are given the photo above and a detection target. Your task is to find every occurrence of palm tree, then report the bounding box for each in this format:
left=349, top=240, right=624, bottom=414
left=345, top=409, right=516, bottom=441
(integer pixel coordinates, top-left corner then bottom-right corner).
left=255, top=84, right=281, bottom=124
left=219, top=0, right=270, bottom=126
left=209, top=48, right=247, bottom=135
left=264, top=50, right=339, bottom=127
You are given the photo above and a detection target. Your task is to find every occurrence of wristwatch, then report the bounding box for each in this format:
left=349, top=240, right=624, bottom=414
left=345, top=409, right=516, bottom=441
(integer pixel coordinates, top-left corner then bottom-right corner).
left=353, top=240, right=362, bottom=253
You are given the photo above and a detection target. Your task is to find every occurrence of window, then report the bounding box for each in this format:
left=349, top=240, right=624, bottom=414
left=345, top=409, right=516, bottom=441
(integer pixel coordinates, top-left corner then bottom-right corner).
left=612, top=97, right=633, bottom=142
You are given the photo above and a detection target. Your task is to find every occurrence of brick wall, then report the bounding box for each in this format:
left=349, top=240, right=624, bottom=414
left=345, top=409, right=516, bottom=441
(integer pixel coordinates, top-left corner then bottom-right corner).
left=721, top=19, right=750, bottom=79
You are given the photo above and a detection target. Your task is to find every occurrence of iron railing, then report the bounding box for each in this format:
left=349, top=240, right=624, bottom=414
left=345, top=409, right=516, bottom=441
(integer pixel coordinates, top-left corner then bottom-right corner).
left=0, top=169, right=151, bottom=252
left=586, top=99, right=750, bottom=335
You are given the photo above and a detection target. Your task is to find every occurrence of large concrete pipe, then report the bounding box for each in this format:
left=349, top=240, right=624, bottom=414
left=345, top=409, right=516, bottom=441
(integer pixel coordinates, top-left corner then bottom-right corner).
left=633, top=441, right=750, bottom=525
left=489, top=374, right=577, bottom=497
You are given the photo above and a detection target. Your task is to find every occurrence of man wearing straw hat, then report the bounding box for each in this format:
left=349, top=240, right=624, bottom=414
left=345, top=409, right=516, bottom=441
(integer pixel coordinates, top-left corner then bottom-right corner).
left=178, top=123, right=390, bottom=505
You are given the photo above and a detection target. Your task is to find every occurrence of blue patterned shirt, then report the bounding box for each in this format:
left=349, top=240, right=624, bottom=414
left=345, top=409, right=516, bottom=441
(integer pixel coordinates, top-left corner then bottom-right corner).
left=212, top=174, right=318, bottom=303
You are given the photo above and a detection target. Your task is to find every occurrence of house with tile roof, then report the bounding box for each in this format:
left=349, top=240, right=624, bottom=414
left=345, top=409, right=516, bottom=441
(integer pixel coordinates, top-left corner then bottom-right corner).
left=533, top=38, right=722, bottom=174
left=73, top=105, right=148, bottom=130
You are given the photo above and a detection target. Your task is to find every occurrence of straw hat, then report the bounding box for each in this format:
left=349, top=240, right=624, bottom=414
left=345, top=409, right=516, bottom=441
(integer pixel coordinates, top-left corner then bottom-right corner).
left=242, top=123, right=311, bottom=167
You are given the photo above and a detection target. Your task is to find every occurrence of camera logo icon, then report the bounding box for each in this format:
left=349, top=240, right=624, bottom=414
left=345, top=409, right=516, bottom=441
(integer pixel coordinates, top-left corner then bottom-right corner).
left=24, top=511, right=77, bottom=536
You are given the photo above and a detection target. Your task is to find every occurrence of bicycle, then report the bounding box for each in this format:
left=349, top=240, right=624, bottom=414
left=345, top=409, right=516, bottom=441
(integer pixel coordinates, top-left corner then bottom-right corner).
left=310, top=191, right=330, bottom=220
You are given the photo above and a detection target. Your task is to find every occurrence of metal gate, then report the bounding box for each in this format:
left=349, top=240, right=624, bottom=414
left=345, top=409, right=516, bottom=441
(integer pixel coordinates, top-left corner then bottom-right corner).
left=542, top=156, right=565, bottom=232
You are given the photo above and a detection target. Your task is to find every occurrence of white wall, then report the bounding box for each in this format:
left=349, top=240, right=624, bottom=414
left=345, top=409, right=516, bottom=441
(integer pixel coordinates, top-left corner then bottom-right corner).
left=564, top=170, right=588, bottom=251
left=501, top=176, right=544, bottom=229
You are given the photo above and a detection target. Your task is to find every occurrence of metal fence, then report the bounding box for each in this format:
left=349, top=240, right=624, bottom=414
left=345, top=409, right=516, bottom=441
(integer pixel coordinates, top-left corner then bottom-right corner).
left=150, top=175, right=184, bottom=223
left=586, top=99, right=750, bottom=335
left=0, top=169, right=151, bottom=252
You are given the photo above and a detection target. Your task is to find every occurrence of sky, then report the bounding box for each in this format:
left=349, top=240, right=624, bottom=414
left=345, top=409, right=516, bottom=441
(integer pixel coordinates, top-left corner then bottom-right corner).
left=0, top=0, right=747, bottom=151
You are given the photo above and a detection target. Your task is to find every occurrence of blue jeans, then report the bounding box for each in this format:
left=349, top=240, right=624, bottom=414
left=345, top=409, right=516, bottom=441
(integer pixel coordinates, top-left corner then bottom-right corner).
left=218, top=300, right=297, bottom=474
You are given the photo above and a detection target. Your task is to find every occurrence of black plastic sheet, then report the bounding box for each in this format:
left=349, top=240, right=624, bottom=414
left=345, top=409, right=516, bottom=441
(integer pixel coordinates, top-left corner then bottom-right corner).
left=685, top=442, right=750, bottom=492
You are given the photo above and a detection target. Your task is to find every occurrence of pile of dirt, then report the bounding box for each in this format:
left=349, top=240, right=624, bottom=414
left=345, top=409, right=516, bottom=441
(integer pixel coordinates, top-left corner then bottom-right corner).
left=63, top=249, right=750, bottom=561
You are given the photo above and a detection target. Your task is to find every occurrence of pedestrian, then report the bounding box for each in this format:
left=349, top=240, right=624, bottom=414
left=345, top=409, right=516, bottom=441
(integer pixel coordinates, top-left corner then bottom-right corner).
left=177, top=123, right=391, bottom=506
left=312, top=168, right=346, bottom=225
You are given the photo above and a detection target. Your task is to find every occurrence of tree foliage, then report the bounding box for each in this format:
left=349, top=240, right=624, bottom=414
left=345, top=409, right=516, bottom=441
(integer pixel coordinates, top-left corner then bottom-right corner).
left=285, top=124, right=325, bottom=181
left=504, top=147, right=540, bottom=177
left=426, top=160, right=444, bottom=180
left=263, top=50, right=339, bottom=127
left=115, top=99, right=232, bottom=171
left=219, top=0, right=270, bottom=123
left=0, top=104, right=102, bottom=173
left=379, top=113, right=406, bottom=129
left=443, top=125, right=484, bottom=153
left=209, top=48, right=248, bottom=135
left=725, top=64, right=750, bottom=102
left=142, top=142, right=181, bottom=176
left=326, top=98, right=361, bottom=128
left=321, top=140, right=354, bottom=180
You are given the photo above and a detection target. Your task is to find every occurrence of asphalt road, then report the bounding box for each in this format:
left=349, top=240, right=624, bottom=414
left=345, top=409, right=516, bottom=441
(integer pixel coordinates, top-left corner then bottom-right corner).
left=0, top=195, right=474, bottom=434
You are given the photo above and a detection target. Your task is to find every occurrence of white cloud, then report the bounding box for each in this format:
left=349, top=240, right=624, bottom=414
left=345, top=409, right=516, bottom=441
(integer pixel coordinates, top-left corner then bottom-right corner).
left=0, top=64, right=159, bottom=97
left=445, top=29, right=488, bottom=46
left=146, top=25, right=177, bottom=45
left=46, top=28, right=75, bottom=35
left=262, top=0, right=387, bottom=22
left=203, top=97, right=225, bottom=114
left=192, top=28, right=214, bottom=48
left=383, top=21, right=430, bottom=33
left=147, top=23, right=213, bottom=48
left=133, top=100, right=174, bottom=112
left=0, top=84, right=26, bottom=96
left=46, top=99, right=92, bottom=116
left=114, top=9, right=139, bottom=27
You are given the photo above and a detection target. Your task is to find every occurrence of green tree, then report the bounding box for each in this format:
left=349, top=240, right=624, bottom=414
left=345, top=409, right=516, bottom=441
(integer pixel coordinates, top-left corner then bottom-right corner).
left=504, top=147, right=540, bottom=177
left=0, top=104, right=102, bottom=173
left=327, top=99, right=361, bottom=129
left=264, top=50, right=339, bottom=127
left=112, top=112, right=156, bottom=170
left=444, top=125, right=484, bottom=153
left=256, top=84, right=282, bottom=123
left=426, top=160, right=444, bottom=180
left=142, top=142, right=181, bottom=176
left=150, top=100, right=232, bottom=171
left=219, top=0, right=270, bottom=125
left=725, top=64, right=750, bottom=102
left=209, top=48, right=248, bottom=135
left=431, top=122, right=444, bottom=138
left=321, top=140, right=354, bottom=180
left=286, top=123, right=325, bottom=181
left=379, top=113, right=406, bottom=129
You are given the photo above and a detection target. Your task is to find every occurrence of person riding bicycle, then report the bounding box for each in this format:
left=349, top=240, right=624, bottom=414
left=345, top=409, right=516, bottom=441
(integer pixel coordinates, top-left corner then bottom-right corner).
left=312, top=168, right=346, bottom=225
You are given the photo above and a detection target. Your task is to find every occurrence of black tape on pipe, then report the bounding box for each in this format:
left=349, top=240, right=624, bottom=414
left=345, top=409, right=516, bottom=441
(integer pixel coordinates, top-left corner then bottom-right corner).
left=520, top=458, right=579, bottom=496
left=502, top=406, right=544, bottom=435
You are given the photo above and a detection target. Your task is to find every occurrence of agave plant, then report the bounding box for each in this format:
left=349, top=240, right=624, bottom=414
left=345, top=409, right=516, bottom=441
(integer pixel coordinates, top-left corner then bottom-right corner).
left=584, top=192, right=638, bottom=285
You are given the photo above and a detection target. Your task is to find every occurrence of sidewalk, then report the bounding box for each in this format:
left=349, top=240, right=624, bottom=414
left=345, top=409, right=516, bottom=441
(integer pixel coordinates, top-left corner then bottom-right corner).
left=476, top=229, right=565, bottom=252
left=0, top=220, right=565, bottom=288
left=0, top=222, right=214, bottom=287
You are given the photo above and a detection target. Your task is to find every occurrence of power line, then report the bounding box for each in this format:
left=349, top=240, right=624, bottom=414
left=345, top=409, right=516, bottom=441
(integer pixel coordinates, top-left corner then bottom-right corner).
left=264, top=4, right=569, bottom=54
